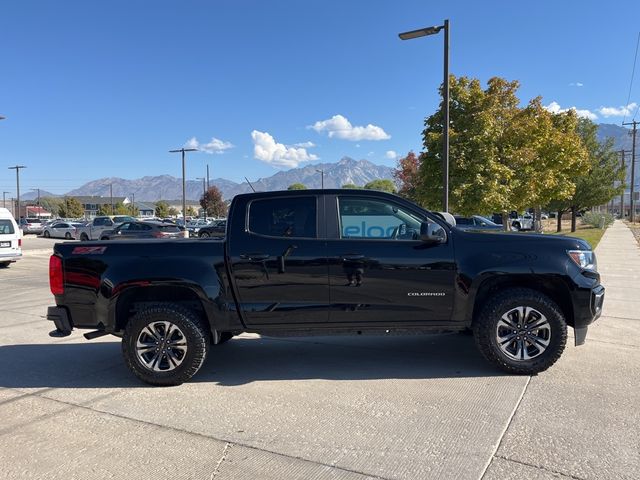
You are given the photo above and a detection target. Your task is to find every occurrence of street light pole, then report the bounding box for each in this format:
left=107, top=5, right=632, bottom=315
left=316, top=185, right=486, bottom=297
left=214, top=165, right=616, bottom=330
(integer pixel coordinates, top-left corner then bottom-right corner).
left=399, top=19, right=450, bottom=212
left=196, top=177, right=206, bottom=218
left=316, top=169, right=324, bottom=189
left=169, top=148, right=197, bottom=222
left=623, top=121, right=638, bottom=222
left=8, top=165, right=26, bottom=219
left=2, top=191, right=9, bottom=209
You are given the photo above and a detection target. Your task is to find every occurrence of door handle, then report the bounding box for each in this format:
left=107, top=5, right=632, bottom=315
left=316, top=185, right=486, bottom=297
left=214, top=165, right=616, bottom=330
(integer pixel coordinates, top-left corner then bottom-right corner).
left=342, top=254, right=366, bottom=261
left=240, top=253, right=270, bottom=261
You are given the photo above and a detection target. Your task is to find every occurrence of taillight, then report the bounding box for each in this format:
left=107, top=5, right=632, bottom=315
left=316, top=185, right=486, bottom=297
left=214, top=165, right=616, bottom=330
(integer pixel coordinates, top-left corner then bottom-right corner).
left=152, top=231, right=167, bottom=238
left=18, top=238, right=22, bottom=247
left=49, top=255, right=64, bottom=295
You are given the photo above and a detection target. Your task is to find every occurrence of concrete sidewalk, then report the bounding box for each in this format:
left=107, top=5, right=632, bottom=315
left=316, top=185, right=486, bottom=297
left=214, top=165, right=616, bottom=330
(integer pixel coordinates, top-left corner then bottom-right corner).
left=483, top=220, right=640, bottom=479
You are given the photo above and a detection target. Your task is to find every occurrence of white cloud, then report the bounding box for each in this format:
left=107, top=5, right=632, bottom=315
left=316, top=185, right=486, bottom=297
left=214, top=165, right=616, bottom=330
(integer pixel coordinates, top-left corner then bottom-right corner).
left=597, top=102, right=638, bottom=118
left=568, top=82, right=584, bottom=87
left=184, top=136, right=234, bottom=154
left=385, top=150, right=398, bottom=159
left=251, top=130, right=318, bottom=168
left=291, top=141, right=316, bottom=148
left=310, top=114, right=391, bottom=141
left=544, top=101, right=598, bottom=121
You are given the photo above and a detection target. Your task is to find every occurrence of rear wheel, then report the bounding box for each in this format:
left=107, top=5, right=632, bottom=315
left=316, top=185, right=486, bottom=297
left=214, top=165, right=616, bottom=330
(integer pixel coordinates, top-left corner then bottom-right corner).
left=473, top=288, right=567, bottom=375
left=64, top=232, right=72, bottom=239
left=80, top=233, right=89, bottom=241
left=122, top=304, right=210, bottom=386
left=199, top=232, right=210, bottom=238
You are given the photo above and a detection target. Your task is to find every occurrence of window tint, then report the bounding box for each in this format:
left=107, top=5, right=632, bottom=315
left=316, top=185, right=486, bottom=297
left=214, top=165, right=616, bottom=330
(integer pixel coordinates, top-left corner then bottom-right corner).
left=0, top=220, right=15, bottom=235
left=158, top=225, right=180, bottom=232
left=117, top=223, right=131, bottom=232
left=338, top=197, right=423, bottom=240
left=454, top=217, right=472, bottom=225
left=249, top=197, right=317, bottom=238
left=140, top=224, right=152, bottom=231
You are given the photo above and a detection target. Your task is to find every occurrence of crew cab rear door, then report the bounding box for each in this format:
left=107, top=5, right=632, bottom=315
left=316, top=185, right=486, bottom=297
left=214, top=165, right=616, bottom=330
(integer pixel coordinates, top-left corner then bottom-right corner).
left=227, top=194, right=329, bottom=326
left=325, top=193, right=455, bottom=324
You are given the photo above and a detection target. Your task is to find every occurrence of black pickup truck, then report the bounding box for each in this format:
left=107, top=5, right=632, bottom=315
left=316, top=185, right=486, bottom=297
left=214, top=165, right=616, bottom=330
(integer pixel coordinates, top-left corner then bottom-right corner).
left=47, top=189, right=604, bottom=385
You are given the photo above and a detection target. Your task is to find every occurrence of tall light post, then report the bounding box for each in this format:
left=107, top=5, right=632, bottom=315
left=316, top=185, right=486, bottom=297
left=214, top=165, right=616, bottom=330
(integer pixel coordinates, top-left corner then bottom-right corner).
left=169, top=148, right=197, bottom=221
left=8, top=165, right=26, bottom=219
left=399, top=19, right=450, bottom=212
left=2, top=191, right=9, bottom=209
left=316, top=169, right=324, bottom=189
left=196, top=177, right=206, bottom=218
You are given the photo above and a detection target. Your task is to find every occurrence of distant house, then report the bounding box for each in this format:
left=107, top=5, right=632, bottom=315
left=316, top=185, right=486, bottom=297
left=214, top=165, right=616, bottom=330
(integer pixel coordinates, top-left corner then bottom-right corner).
left=72, top=196, right=129, bottom=218
left=135, top=202, right=156, bottom=218
left=18, top=205, right=52, bottom=219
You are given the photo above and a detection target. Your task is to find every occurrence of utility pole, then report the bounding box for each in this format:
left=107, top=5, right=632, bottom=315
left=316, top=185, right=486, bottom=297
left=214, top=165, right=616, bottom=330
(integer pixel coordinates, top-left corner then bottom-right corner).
left=110, top=183, right=114, bottom=215
left=206, top=164, right=210, bottom=191
left=10, top=198, right=15, bottom=218
left=197, top=177, right=206, bottom=218
left=2, top=191, right=9, bottom=209
left=169, top=148, right=197, bottom=222
left=36, top=188, right=40, bottom=219
left=316, top=169, right=324, bottom=189
left=619, top=150, right=632, bottom=218
left=131, top=193, right=135, bottom=216
left=623, top=121, right=638, bottom=222
left=8, top=165, right=26, bottom=219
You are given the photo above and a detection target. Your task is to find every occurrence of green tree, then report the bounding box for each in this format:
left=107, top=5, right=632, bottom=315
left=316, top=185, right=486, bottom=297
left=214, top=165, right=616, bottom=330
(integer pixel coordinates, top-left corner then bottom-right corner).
left=287, top=183, right=307, bottom=190
left=39, top=197, right=63, bottom=217
left=341, top=184, right=361, bottom=189
left=186, top=206, right=198, bottom=217
left=97, top=204, right=112, bottom=216
left=418, top=76, right=521, bottom=217
left=155, top=200, right=170, bottom=218
left=364, top=179, right=396, bottom=193
left=59, top=197, right=84, bottom=218
left=200, top=186, right=227, bottom=217
left=168, top=206, right=179, bottom=217
left=550, top=118, right=625, bottom=232
left=111, top=202, right=138, bottom=216
left=393, top=151, right=421, bottom=201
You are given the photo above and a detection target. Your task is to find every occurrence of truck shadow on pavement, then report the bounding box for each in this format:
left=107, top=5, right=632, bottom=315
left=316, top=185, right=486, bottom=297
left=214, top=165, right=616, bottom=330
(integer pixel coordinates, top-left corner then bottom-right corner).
left=0, top=333, right=504, bottom=389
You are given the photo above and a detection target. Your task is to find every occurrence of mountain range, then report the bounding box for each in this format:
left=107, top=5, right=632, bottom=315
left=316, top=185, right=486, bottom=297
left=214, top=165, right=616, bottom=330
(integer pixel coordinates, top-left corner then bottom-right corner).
left=24, top=157, right=395, bottom=202
left=20, top=123, right=638, bottom=202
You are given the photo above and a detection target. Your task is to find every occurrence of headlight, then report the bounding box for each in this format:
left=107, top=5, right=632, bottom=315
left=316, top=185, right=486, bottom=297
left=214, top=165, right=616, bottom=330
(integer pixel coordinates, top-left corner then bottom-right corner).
left=568, top=250, right=597, bottom=271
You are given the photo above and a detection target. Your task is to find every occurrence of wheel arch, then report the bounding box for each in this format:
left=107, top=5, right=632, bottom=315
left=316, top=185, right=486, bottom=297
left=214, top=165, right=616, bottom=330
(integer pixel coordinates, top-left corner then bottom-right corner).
left=471, top=274, right=575, bottom=327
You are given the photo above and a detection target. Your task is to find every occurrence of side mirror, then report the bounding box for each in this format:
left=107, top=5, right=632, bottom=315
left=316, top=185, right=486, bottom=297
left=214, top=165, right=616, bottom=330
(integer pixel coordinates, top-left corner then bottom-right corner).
left=420, top=222, right=446, bottom=244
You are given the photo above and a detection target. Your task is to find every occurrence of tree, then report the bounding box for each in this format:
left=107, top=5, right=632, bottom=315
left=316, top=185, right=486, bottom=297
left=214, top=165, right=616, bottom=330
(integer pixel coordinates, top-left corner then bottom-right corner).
left=551, top=118, right=625, bottom=232
left=112, top=202, right=138, bottom=216
left=97, top=204, right=112, bottom=216
left=341, top=184, right=361, bottom=189
left=287, top=183, right=307, bottom=190
left=186, top=206, right=198, bottom=217
left=39, top=197, right=63, bottom=217
left=200, top=186, right=227, bottom=217
left=59, top=197, right=84, bottom=218
left=364, top=179, right=396, bottom=193
left=155, top=200, right=170, bottom=218
left=393, top=151, right=421, bottom=201
left=168, top=206, right=179, bottom=217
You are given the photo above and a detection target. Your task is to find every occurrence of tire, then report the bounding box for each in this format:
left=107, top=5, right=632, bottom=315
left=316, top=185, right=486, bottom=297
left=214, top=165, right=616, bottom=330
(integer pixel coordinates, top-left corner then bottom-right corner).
left=216, top=331, right=234, bottom=344
left=512, top=222, right=521, bottom=231
left=473, top=288, right=567, bottom=375
left=44, top=230, right=50, bottom=238
left=122, top=303, right=210, bottom=386
left=80, top=233, right=89, bottom=241
left=65, top=232, right=72, bottom=239
left=199, top=232, right=210, bottom=238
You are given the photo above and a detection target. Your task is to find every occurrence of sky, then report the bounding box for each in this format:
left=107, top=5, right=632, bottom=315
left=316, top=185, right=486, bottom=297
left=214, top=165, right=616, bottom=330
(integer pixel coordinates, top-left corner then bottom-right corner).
left=1, top=0, right=640, bottom=195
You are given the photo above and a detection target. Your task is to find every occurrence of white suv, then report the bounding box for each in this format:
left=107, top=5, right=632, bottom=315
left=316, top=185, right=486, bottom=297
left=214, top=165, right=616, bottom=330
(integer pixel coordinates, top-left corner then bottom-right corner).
left=0, top=208, right=22, bottom=267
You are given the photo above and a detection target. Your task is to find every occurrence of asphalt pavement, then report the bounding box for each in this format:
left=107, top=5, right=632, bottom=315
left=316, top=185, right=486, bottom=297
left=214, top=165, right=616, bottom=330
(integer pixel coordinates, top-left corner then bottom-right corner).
left=0, top=222, right=638, bottom=479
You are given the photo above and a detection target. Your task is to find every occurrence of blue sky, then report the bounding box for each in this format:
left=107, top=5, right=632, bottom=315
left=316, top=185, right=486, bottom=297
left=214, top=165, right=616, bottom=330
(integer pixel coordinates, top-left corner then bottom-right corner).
left=1, top=0, right=640, bottom=195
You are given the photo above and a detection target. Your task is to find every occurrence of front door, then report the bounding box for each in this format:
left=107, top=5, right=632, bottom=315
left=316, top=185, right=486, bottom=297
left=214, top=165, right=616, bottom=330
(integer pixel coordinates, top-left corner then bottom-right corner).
left=326, top=195, right=455, bottom=325
left=227, top=195, right=329, bottom=326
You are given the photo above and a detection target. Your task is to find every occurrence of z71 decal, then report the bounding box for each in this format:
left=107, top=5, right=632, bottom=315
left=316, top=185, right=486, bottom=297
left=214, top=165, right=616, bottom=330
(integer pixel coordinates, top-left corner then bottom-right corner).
left=71, top=246, right=107, bottom=255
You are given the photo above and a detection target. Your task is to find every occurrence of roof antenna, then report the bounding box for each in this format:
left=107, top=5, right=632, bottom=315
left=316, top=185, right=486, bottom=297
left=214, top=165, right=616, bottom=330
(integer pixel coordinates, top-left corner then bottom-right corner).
left=244, top=177, right=256, bottom=192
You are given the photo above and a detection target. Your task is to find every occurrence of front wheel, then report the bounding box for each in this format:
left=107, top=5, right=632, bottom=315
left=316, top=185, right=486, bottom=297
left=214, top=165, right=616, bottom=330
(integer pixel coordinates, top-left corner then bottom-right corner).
left=80, top=233, right=89, bottom=241
left=199, top=232, right=210, bottom=238
left=473, top=288, right=567, bottom=375
left=122, top=304, right=210, bottom=386
left=65, top=232, right=72, bottom=239
left=43, top=230, right=50, bottom=238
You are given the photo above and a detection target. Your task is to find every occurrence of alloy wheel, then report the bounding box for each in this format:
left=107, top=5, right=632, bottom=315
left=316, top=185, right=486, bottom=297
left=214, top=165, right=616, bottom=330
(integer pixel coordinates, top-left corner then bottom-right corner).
left=496, top=306, right=551, bottom=361
left=135, top=321, right=188, bottom=372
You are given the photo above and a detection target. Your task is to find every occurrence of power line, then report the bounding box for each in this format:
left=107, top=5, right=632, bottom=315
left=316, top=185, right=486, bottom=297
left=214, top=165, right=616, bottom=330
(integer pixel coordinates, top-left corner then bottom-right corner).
left=625, top=31, right=640, bottom=123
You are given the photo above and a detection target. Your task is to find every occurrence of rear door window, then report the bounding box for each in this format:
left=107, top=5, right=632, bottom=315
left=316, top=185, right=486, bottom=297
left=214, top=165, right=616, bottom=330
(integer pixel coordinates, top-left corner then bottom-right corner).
left=248, top=197, right=317, bottom=238
left=0, top=220, right=15, bottom=235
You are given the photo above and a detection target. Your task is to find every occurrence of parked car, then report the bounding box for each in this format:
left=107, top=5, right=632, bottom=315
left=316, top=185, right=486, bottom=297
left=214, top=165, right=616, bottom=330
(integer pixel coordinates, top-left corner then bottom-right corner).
left=185, top=219, right=210, bottom=237
left=75, top=216, right=136, bottom=241
left=47, top=189, right=605, bottom=386
left=19, top=217, right=45, bottom=235
left=509, top=212, right=534, bottom=231
left=99, top=221, right=184, bottom=240
left=0, top=208, right=22, bottom=267
left=453, top=215, right=502, bottom=231
left=42, top=221, right=82, bottom=239
left=198, top=219, right=226, bottom=237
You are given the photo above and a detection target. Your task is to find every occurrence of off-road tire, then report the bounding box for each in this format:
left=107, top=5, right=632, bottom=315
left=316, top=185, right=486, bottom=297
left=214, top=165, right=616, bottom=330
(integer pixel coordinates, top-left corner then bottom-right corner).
left=122, top=303, right=210, bottom=386
left=473, top=288, right=567, bottom=375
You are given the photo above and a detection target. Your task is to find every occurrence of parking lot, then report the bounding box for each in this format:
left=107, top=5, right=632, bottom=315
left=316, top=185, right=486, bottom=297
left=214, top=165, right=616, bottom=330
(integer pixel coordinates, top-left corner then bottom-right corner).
left=1, top=227, right=639, bottom=480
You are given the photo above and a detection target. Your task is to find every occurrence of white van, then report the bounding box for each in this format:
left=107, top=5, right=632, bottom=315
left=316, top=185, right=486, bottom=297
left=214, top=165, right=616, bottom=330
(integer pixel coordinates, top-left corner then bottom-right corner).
left=0, top=208, right=22, bottom=267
